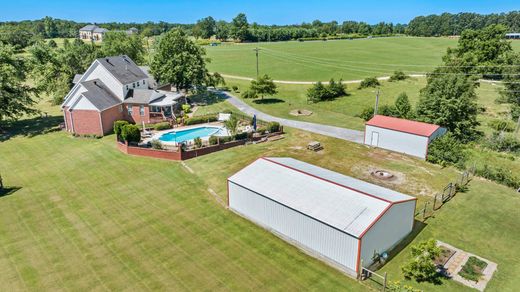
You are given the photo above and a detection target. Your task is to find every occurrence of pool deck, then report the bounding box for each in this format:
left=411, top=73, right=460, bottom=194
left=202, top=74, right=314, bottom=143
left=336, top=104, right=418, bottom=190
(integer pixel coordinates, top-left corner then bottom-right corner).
left=143, top=122, right=228, bottom=146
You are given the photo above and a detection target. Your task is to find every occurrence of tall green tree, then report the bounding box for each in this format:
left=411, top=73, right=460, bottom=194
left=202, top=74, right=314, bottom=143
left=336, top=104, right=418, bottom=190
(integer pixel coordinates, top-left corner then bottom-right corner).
left=416, top=74, right=479, bottom=141
left=101, top=32, right=145, bottom=64
left=250, top=74, right=277, bottom=99
left=215, top=21, right=230, bottom=41
left=0, top=44, right=38, bottom=129
left=500, top=52, right=520, bottom=120
left=231, top=13, right=249, bottom=42
left=394, top=92, right=412, bottom=119
left=193, top=16, right=216, bottom=39
left=150, top=29, right=209, bottom=92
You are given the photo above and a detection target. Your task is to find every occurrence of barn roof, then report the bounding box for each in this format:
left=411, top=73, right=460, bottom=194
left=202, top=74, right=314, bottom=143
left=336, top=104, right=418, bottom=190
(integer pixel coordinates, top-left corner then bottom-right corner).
left=228, top=157, right=416, bottom=238
left=366, top=115, right=440, bottom=137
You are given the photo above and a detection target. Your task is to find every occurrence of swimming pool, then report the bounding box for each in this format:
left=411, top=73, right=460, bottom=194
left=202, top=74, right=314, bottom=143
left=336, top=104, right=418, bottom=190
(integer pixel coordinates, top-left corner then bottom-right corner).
left=158, top=126, right=227, bottom=143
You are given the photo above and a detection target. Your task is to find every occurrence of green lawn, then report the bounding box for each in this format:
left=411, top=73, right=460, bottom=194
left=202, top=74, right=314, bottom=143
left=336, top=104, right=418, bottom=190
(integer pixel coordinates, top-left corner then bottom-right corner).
left=206, top=38, right=520, bottom=81
left=1, top=96, right=520, bottom=290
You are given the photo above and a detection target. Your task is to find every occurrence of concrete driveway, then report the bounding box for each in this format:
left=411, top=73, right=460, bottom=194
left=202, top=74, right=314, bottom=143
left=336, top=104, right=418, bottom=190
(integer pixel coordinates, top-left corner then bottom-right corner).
left=219, top=91, right=364, bottom=144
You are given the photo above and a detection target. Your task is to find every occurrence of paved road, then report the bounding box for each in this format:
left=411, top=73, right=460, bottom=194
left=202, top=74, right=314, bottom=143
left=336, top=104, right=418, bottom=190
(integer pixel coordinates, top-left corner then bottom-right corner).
left=221, top=92, right=365, bottom=144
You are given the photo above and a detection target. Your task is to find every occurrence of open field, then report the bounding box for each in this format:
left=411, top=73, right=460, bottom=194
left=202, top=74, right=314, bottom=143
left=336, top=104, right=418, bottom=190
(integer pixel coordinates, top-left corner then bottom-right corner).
left=1, top=96, right=520, bottom=290
left=206, top=37, right=520, bottom=81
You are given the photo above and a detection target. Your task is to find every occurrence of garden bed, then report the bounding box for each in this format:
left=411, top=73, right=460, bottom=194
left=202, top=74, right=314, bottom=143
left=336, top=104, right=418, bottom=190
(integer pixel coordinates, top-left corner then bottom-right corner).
left=434, top=246, right=456, bottom=267
left=458, top=256, right=488, bottom=282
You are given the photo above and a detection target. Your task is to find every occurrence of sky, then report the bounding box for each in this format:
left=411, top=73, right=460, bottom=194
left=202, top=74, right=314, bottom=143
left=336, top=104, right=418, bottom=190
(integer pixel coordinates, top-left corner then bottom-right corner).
left=0, top=0, right=518, bottom=25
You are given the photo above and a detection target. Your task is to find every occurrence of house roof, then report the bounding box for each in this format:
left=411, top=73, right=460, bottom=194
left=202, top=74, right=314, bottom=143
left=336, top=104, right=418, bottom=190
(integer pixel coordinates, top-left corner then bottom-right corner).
left=72, top=74, right=83, bottom=84
left=79, top=79, right=120, bottom=111
left=97, top=55, right=148, bottom=85
left=79, top=24, right=98, bottom=31
left=366, top=115, right=440, bottom=137
left=93, top=27, right=109, bottom=33
left=228, top=157, right=415, bottom=238
left=124, top=89, right=165, bottom=104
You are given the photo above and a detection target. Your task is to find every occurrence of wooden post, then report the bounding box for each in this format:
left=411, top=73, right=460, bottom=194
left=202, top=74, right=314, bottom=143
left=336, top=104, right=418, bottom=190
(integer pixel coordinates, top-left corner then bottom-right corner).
left=382, top=272, right=387, bottom=292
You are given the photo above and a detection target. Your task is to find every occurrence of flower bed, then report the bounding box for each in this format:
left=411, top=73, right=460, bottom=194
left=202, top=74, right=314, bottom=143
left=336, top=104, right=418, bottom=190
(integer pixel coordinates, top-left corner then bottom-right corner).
left=459, top=256, right=488, bottom=282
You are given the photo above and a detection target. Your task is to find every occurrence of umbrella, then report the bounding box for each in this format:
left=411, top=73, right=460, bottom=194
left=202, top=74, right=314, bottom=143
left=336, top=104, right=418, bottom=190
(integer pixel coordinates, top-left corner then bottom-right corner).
left=252, top=115, right=257, bottom=131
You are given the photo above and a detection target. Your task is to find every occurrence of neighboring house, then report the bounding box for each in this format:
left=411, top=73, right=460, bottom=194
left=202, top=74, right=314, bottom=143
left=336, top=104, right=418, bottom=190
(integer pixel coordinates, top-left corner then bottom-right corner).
left=364, top=115, right=446, bottom=159
left=79, top=24, right=138, bottom=41
left=505, top=33, right=520, bottom=39
left=228, top=157, right=416, bottom=277
left=62, top=55, right=183, bottom=136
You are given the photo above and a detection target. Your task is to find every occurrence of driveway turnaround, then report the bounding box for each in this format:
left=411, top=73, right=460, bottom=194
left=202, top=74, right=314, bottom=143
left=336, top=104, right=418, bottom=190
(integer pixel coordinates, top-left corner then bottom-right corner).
left=221, top=92, right=365, bottom=144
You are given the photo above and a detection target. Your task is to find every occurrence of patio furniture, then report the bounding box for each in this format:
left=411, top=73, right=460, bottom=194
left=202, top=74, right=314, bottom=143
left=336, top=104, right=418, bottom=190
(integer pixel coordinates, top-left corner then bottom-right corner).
left=307, top=141, right=323, bottom=152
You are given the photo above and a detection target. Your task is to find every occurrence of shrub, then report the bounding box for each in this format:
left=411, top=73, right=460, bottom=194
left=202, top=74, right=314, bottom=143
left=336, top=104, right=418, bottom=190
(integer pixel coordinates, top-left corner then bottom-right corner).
left=232, top=85, right=239, bottom=92
left=475, top=165, right=520, bottom=189
left=219, top=136, right=233, bottom=144
left=486, top=132, right=520, bottom=153
left=121, top=124, right=141, bottom=143
left=114, top=120, right=129, bottom=138
left=359, top=77, right=380, bottom=89
left=386, top=281, right=421, bottom=292
left=194, top=137, right=202, bottom=148
left=488, top=119, right=515, bottom=132
left=427, top=133, right=466, bottom=168
left=184, top=115, right=218, bottom=125
left=389, top=70, right=409, bottom=82
left=234, top=132, right=248, bottom=140
left=394, top=92, right=413, bottom=119
left=154, top=122, right=171, bottom=131
left=182, top=104, right=191, bottom=113
left=151, top=139, right=163, bottom=150
left=209, top=135, right=219, bottom=145
left=241, top=89, right=258, bottom=99
left=307, top=79, right=347, bottom=103
left=267, top=122, right=281, bottom=133
left=256, top=127, right=267, bottom=134
left=357, top=105, right=397, bottom=121
left=401, top=239, right=441, bottom=283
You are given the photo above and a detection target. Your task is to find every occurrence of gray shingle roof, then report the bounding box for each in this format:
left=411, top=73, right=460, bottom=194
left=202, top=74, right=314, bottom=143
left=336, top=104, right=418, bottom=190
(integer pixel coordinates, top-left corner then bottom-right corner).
left=80, top=79, right=121, bottom=111
left=79, top=24, right=98, bottom=31
left=97, top=55, right=148, bottom=85
left=93, top=27, right=109, bottom=33
left=123, top=89, right=165, bottom=104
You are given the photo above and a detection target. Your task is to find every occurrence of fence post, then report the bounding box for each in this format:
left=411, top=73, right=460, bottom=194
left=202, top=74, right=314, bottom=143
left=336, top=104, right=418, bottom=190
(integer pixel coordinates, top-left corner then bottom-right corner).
left=382, top=272, right=387, bottom=292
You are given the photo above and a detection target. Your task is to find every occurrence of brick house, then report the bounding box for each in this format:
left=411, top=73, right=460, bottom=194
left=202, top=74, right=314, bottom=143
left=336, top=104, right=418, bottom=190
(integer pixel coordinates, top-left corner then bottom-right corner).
left=62, top=55, right=183, bottom=136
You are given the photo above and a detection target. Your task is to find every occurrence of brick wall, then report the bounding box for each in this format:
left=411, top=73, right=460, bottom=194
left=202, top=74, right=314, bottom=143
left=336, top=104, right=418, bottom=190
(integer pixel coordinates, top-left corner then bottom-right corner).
left=71, top=110, right=102, bottom=136
left=100, top=105, right=124, bottom=134
left=124, top=104, right=150, bottom=124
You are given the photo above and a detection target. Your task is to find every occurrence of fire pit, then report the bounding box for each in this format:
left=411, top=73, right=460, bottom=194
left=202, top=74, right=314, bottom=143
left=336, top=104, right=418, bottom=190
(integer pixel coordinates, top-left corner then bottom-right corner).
left=371, top=170, right=395, bottom=180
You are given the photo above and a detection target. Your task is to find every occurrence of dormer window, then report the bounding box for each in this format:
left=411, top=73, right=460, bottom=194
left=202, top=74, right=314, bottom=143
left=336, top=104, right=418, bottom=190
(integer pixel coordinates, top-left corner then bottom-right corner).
left=137, top=81, right=140, bottom=86
left=133, top=83, right=135, bottom=88
left=126, top=85, right=128, bottom=90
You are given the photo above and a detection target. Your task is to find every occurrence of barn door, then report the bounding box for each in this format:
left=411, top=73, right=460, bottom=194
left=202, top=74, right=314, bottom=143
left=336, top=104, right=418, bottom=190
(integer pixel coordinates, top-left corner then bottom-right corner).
left=371, top=132, right=379, bottom=147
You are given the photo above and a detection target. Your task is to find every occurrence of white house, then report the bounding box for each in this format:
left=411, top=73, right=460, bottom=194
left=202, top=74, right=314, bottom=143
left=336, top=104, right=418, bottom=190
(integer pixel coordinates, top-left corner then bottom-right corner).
left=227, top=157, right=417, bottom=277
left=364, top=115, right=446, bottom=159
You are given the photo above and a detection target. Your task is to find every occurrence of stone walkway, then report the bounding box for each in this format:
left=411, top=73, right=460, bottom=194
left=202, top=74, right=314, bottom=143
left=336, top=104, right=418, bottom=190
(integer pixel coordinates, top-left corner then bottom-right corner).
left=220, top=91, right=365, bottom=144
left=438, top=241, right=497, bottom=291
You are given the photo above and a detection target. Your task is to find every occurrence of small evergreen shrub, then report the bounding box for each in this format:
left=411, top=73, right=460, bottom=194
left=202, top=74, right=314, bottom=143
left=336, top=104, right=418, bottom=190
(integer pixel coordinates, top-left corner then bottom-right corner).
left=209, top=135, right=219, bottom=145
left=401, top=239, right=441, bottom=283
left=154, top=122, right=171, bottom=131
left=307, top=79, right=347, bottom=103
left=234, top=132, right=248, bottom=140
left=114, top=120, right=129, bottom=138
left=241, top=89, right=257, bottom=99
left=389, top=70, right=409, bottom=82
left=358, top=77, right=380, bottom=89
left=256, top=127, right=267, bottom=134
left=219, top=136, right=233, bottom=144
left=232, top=85, right=239, bottom=92
left=267, top=122, right=281, bottom=133
left=182, top=104, right=191, bottom=113
left=151, top=139, right=163, bottom=150
left=121, top=124, right=141, bottom=143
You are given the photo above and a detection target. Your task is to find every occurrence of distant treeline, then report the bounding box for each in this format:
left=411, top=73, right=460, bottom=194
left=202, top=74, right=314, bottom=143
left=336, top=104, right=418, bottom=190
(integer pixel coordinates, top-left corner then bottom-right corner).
left=1, top=11, right=520, bottom=48
left=407, top=11, right=520, bottom=36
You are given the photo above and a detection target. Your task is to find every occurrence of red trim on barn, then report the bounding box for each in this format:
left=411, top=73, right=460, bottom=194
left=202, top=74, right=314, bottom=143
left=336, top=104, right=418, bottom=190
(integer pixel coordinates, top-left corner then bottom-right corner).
left=366, top=115, right=440, bottom=137
left=261, top=157, right=393, bottom=204
left=358, top=204, right=393, bottom=239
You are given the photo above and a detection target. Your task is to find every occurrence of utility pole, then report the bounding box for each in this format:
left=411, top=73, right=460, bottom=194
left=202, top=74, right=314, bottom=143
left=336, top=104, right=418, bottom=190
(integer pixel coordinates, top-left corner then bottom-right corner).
left=253, top=47, right=260, bottom=79
left=373, top=89, right=380, bottom=115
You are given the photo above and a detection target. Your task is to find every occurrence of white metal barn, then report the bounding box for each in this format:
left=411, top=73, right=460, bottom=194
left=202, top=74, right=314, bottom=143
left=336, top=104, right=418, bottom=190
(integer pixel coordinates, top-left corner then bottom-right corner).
left=227, top=157, right=416, bottom=277
left=364, top=115, right=446, bottom=159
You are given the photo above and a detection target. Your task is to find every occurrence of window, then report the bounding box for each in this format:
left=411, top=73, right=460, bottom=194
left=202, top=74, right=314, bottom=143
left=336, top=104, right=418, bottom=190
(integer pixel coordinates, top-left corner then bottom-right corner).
left=143, top=80, right=146, bottom=85
left=127, top=105, right=133, bottom=115
left=137, top=81, right=140, bottom=86
left=139, top=105, right=145, bottom=116
left=126, top=85, right=128, bottom=90
left=133, top=83, right=135, bottom=88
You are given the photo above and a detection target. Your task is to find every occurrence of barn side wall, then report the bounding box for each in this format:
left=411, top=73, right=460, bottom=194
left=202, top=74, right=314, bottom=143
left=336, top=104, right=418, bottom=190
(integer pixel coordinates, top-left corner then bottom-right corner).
left=228, top=181, right=359, bottom=275
left=365, top=125, right=429, bottom=159
left=360, top=200, right=415, bottom=268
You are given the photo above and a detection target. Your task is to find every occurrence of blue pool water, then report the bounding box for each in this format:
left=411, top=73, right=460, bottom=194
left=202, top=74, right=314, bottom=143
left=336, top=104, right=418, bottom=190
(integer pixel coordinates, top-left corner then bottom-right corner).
left=159, top=127, right=224, bottom=143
